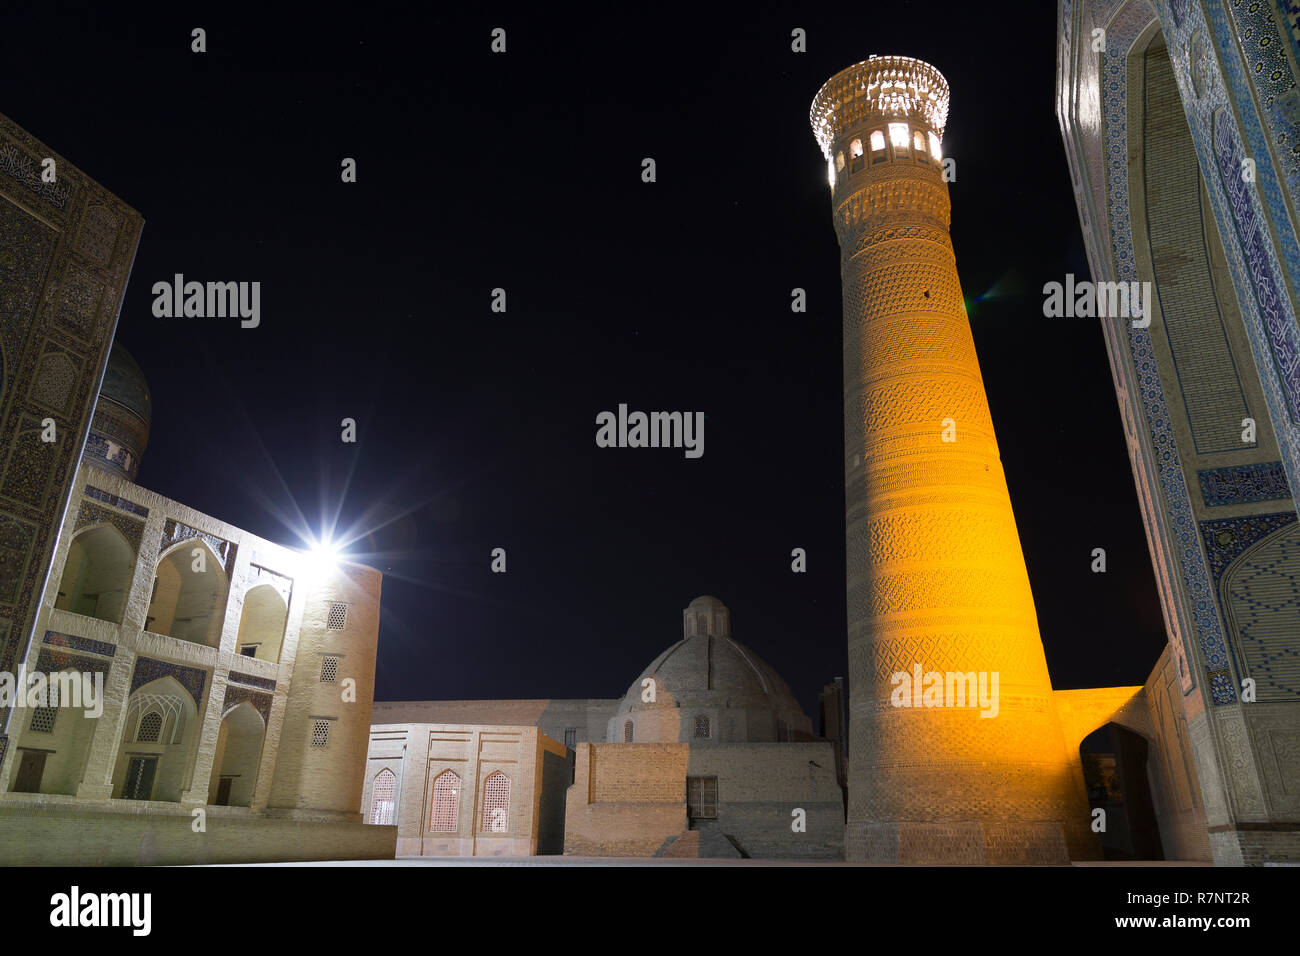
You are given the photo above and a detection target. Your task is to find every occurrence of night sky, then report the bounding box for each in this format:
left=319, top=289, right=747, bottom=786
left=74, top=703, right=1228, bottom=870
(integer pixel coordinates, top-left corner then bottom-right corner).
left=3, top=4, right=1167, bottom=718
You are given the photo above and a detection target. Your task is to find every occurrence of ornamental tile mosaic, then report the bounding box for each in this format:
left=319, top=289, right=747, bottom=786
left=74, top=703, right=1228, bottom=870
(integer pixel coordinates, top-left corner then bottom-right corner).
left=82, top=485, right=148, bottom=518
left=1286, top=1, right=1300, bottom=61
left=130, top=656, right=207, bottom=709
left=223, top=682, right=272, bottom=723
left=1228, top=0, right=1300, bottom=203
left=159, top=518, right=235, bottom=572
left=42, top=630, right=116, bottom=658
left=1219, top=521, right=1300, bottom=699
left=73, top=499, right=144, bottom=553
left=35, top=647, right=112, bottom=677
left=1198, top=461, right=1293, bottom=505
left=1099, top=0, right=1238, bottom=702
left=1212, top=106, right=1300, bottom=422
left=228, top=671, right=275, bottom=691
left=0, top=141, right=70, bottom=210
left=0, top=113, right=142, bottom=728
left=1198, top=510, right=1297, bottom=583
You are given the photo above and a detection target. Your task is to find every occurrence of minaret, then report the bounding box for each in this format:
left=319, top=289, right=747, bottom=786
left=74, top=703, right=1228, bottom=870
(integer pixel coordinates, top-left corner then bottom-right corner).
left=810, top=57, right=1091, bottom=864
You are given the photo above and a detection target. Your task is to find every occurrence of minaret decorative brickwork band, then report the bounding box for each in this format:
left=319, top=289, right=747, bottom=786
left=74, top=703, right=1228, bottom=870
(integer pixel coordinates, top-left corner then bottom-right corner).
left=810, top=57, right=1093, bottom=864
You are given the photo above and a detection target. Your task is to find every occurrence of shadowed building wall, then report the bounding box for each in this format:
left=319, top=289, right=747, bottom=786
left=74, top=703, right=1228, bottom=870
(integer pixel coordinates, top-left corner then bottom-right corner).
left=811, top=57, right=1093, bottom=863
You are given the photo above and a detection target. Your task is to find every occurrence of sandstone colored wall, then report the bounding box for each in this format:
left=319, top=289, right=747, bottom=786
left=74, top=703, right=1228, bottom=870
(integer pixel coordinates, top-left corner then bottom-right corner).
left=686, top=743, right=843, bottom=859
left=565, top=743, right=688, bottom=856
left=0, top=799, right=394, bottom=865
left=362, top=723, right=563, bottom=857
left=564, top=741, right=844, bottom=859
left=1053, top=647, right=1212, bottom=862
left=372, top=699, right=618, bottom=745
left=269, top=560, right=381, bottom=817
left=3, top=464, right=382, bottom=826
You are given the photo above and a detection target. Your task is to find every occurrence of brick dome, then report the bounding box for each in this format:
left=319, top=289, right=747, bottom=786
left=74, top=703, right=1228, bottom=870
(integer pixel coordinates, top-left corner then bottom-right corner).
left=611, top=596, right=812, bottom=743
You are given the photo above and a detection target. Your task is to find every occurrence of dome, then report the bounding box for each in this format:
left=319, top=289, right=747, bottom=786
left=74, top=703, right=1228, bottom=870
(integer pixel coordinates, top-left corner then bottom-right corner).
left=611, top=596, right=812, bottom=744
left=83, top=343, right=151, bottom=482
left=99, top=343, right=152, bottom=422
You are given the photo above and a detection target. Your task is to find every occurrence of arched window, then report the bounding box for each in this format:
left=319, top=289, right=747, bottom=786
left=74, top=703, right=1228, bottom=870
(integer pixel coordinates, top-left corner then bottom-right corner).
left=369, top=769, right=396, bottom=825
left=849, top=138, right=865, bottom=172
left=481, top=772, right=510, bottom=832
left=913, top=130, right=927, bottom=157
left=835, top=151, right=845, bottom=171
left=694, top=714, right=711, bottom=739
left=928, top=131, right=942, bottom=161
left=235, top=584, right=289, bottom=662
left=888, top=123, right=910, bottom=150
left=431, top=770, right=459, bottom=832
left=623, top=720, right=634, bottom=743
left=55, top=525, right=134, bottom=624
left=869, top=130, right=885, bottom=152
left=146, top=541, right=229, bottom=647
left=137, top=711, right=163, bottom=743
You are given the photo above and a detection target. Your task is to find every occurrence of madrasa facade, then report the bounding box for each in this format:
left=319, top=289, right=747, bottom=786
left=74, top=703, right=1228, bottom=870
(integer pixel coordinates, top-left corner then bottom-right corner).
left=1057, top=0, right=1300, bottom=865
left=0, top=112, right=392, bottom=864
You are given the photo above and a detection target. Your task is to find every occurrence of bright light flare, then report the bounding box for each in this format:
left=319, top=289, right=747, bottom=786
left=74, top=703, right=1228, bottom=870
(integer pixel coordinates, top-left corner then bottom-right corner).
left=302, top=537, right=342, bottom=580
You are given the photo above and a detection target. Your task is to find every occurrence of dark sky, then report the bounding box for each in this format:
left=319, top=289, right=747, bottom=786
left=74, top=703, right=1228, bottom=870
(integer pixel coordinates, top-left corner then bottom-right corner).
left=2, top=3, right=1167, bottom=717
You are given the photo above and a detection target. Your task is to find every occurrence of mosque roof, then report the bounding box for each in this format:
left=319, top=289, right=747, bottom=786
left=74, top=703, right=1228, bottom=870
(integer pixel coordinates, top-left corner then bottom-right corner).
left=99, top=343, right=151, bottom=422
left=617, top=596, right=804, bottom=715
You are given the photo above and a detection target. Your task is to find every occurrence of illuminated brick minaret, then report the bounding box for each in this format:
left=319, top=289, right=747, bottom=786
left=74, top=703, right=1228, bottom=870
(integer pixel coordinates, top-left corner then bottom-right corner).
left=810, top=57, right=1091, bottom=864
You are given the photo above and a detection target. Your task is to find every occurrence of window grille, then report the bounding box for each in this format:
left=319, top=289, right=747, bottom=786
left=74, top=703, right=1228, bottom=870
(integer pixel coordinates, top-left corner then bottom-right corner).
left=563, top=728, right=576, bottom=749
left=29, top=707, right=57, bottom=734
left=137, top=711, right=162, bottom=742
left=623, top=720, right=633, bottom=743
left=327, top=603, right=348, bottom=629
left=311, top=719, right=331, bottom=748
left=481, top=771, right=510, bottom=832
left=320, top=656, right=340, bottom=683
left=694, top=714, right=711, bottom=739
left=369, top=769, right=396, bottom=825
left=431, top=770, right=460, bottom=832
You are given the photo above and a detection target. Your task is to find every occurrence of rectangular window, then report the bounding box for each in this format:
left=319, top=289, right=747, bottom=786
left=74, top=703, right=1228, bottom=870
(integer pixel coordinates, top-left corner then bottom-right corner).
left=123, top=756, right=157, bottom=800
left=687, top=776, right=718, bottom=819
left=320, top=656, right=340, bottom=683
left=327, top=603, right=348, bottom=630
left=311, top=719, right=331, bottom=748
left=240, top=645, right=259, bottom=658
left=13, top=751, right=48, bottom=793
left=563, top=728, right=577, bottom=749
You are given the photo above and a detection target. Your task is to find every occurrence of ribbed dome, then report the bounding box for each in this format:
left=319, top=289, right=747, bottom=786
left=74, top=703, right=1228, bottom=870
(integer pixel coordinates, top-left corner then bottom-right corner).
left=83, top=343, right=151, bottom=482
left=621, top=632, right=804, bottom=710
left=611, top=597, right=812, bottom=743
left=100, top=344, right=151, bottom=422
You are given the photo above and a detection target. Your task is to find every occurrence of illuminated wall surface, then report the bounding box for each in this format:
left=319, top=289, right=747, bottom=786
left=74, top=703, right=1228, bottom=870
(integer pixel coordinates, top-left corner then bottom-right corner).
left=812, top=58, right=1093, bottom=864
